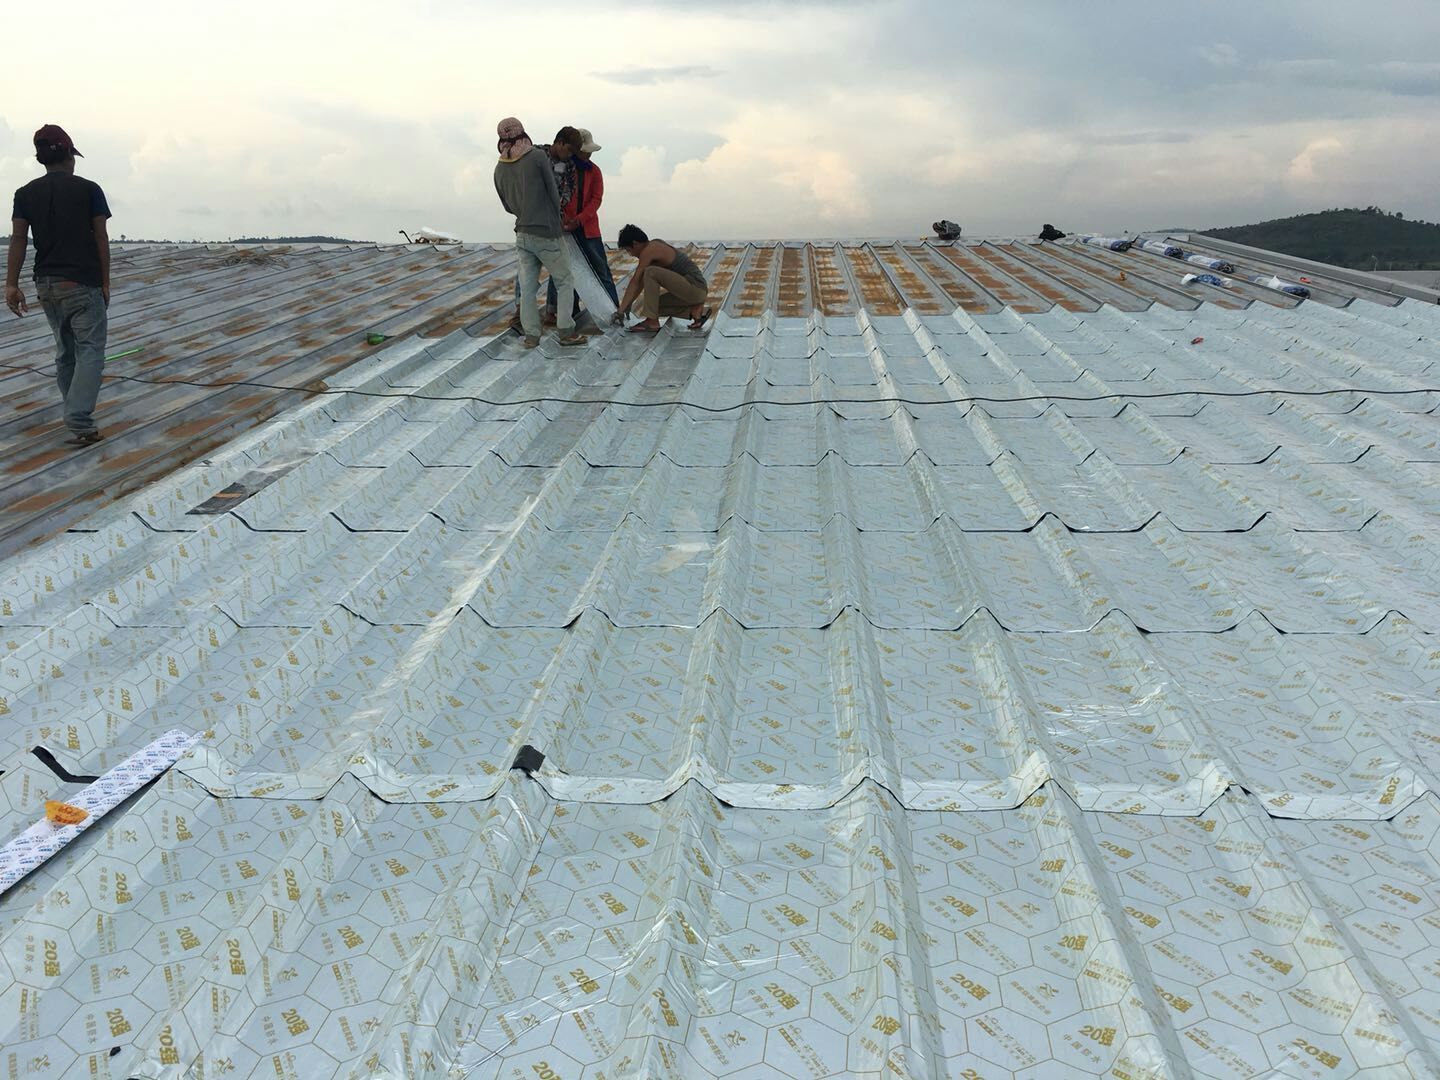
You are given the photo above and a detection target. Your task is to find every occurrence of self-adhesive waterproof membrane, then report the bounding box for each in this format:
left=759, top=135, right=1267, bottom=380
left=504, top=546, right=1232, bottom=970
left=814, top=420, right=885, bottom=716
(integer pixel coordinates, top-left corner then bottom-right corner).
left=2, top=770, right=1440, bottom=1078
left=4, top=301, right=1440, bottom=1077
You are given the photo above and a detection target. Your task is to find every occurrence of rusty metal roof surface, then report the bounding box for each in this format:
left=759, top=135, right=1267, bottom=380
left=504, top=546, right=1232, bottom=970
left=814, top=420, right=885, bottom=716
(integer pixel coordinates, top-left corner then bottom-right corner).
left=3, top=238, right=1440, bottom=1078
left=0, top=242, right=532, bottom=558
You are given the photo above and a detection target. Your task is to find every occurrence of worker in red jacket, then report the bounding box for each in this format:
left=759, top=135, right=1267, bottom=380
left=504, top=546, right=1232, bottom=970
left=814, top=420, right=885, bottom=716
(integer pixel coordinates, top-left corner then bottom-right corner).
left=546, top=128, right=620, bottom=322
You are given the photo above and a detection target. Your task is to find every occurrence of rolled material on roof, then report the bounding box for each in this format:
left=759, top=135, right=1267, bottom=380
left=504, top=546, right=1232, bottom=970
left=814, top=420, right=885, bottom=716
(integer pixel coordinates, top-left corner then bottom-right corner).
left=564, top=232, right=618, bottom=321
left=1183, top=272, right=1233, bottom=287
left=1250, top=273, right=1312, bottom=298
left=1136, top=238, right=1185, bottom=258
left=1185, top=252, right=1236, bottom=273
left=1079, top=235, right=1132, bottom=252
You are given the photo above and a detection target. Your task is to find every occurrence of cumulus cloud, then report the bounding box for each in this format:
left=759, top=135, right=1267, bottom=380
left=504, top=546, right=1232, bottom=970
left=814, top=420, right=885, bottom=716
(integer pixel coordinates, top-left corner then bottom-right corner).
left=604, top=94, right=967, bottom=236
left=1287, top=136, right=1344, bottom=182
left=6, top=1, right=1440, bottom=241
left=1197, top=42, right=1240, bottom=67
left=612, top=145, right=673, bottom=189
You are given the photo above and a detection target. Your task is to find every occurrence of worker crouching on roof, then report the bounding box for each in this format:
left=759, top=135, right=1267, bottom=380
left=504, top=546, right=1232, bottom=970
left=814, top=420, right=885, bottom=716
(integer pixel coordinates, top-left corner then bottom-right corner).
left=613, top=225, right=711, bottom=334
left=6, top=124, right=112, bottom=447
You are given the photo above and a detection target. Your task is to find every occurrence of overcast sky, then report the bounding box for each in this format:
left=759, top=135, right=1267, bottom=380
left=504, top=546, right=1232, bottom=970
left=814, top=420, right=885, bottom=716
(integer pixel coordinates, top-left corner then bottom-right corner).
left=5, top=0, right=1439, bottom=242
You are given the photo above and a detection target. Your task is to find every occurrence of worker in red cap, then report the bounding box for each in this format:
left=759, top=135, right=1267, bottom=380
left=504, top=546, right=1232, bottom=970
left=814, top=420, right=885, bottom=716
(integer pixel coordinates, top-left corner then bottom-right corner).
left=5, top=124, right=113, bottom=447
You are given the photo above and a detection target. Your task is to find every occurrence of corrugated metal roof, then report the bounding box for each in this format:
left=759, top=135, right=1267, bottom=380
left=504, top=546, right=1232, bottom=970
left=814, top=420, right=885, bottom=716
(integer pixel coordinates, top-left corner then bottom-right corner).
left=1, top=236, right=1420, bottom=558
left=2, top=239, right=1440, bottom=1078
left=4, top=769, right=1439, bottom=1079
left=0, top=242, right=526, bottom=558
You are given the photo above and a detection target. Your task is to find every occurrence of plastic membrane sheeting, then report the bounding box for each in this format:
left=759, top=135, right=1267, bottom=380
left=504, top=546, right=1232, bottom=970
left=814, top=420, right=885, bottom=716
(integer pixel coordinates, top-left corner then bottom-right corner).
left=563, top=232, right=618, bottom=323
left=3, top=298, right=1440, bottom=1077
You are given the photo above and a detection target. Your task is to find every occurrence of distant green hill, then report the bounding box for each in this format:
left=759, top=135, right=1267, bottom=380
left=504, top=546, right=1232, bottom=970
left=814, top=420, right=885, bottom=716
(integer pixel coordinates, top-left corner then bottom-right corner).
left=1202, top=207, right=1440, bottom=271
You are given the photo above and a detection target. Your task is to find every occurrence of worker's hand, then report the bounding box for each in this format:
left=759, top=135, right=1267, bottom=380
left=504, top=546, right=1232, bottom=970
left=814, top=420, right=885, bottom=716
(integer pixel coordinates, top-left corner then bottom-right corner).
left=101, top=284, right=110, bottom=307
left=5, top=284, right=26, bottom=317
left=610, top=309, right=626, bottom=326
left=561, top=215, right=578, bottom=232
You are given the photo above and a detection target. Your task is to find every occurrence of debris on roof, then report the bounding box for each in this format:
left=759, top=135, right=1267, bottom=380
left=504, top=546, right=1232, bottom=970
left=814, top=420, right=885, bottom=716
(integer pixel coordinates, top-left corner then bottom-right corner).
left=401, top=226, right=463, bottom=244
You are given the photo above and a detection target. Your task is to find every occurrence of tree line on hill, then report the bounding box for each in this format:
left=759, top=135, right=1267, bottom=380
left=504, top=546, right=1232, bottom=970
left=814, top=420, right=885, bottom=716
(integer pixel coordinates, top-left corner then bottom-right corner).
left=1202, top=207, right=1440, bottom=271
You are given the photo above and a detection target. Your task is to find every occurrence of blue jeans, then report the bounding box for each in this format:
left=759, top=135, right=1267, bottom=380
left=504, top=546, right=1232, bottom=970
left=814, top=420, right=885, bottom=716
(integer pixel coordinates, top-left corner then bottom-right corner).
left=36, top=278, right=107, bottom=435
left=547, top=232, right=619, bottom=314
left=515, top=233, right=575, bottom=336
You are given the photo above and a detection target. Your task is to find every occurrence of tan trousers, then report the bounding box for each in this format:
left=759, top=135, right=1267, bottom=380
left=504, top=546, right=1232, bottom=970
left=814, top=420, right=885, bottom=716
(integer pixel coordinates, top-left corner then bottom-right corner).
left=635, top=264, right=708, bottom=318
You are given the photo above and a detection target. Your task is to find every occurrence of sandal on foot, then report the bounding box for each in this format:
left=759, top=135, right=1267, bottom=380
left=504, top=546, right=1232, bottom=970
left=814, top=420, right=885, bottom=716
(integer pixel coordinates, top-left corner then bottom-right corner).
left=626, top=323, right=661, bottom=335
left=557, top=332, right=587, bottom=347
left=65, top=431, right=104, bottom=447
left=687, top=307, right=713, bottom=331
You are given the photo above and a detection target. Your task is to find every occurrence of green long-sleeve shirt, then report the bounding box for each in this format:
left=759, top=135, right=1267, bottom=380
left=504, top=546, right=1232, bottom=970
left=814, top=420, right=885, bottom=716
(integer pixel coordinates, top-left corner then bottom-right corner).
left=494, top=147, right=562, bottom=239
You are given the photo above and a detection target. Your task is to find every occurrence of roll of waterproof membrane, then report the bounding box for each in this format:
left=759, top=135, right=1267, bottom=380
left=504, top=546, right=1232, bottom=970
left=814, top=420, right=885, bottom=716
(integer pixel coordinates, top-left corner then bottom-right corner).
left=1136, top=239, right=1185, bottom=258
left=564, top=233, right=618, bottom=322
left=1079, top=235, right=1133, bottom=252
left=1185, top=253, right=1236, bottom=273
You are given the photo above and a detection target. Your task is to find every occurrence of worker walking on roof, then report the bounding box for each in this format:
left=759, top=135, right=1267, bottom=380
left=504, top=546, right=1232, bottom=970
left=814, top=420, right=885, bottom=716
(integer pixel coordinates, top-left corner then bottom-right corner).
left=494, top=118, right=583, bottom=348
left=5, top=125, right=112, bottom=447
left=546, top=128, right=619, bottom=322
left=613, top=225, right=711, bottom=334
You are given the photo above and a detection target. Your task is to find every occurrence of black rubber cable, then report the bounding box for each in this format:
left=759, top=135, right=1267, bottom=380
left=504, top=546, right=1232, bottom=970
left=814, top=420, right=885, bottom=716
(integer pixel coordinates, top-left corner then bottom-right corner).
left=1, top=358, right=1436, bottom=414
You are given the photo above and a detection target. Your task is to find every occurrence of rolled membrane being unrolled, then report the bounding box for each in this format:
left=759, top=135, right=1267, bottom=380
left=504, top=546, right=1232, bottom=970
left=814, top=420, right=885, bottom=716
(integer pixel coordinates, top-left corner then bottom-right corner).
left=563, top=232, right=618, bottom=322
left=1184, top=253, right=1236, bottom=273
left=1136, top=239, right=1185, bottom=258
left=1251, top=274, right=1312, bottom=298
left=1079, top=235, right=1133, bottom=252
left=1182, top=273, right=1233, bottom=288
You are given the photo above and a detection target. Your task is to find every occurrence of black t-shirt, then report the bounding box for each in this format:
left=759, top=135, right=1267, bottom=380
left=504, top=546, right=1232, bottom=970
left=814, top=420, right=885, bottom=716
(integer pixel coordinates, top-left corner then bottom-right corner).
left=11, top=173, right=111, bottom=287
